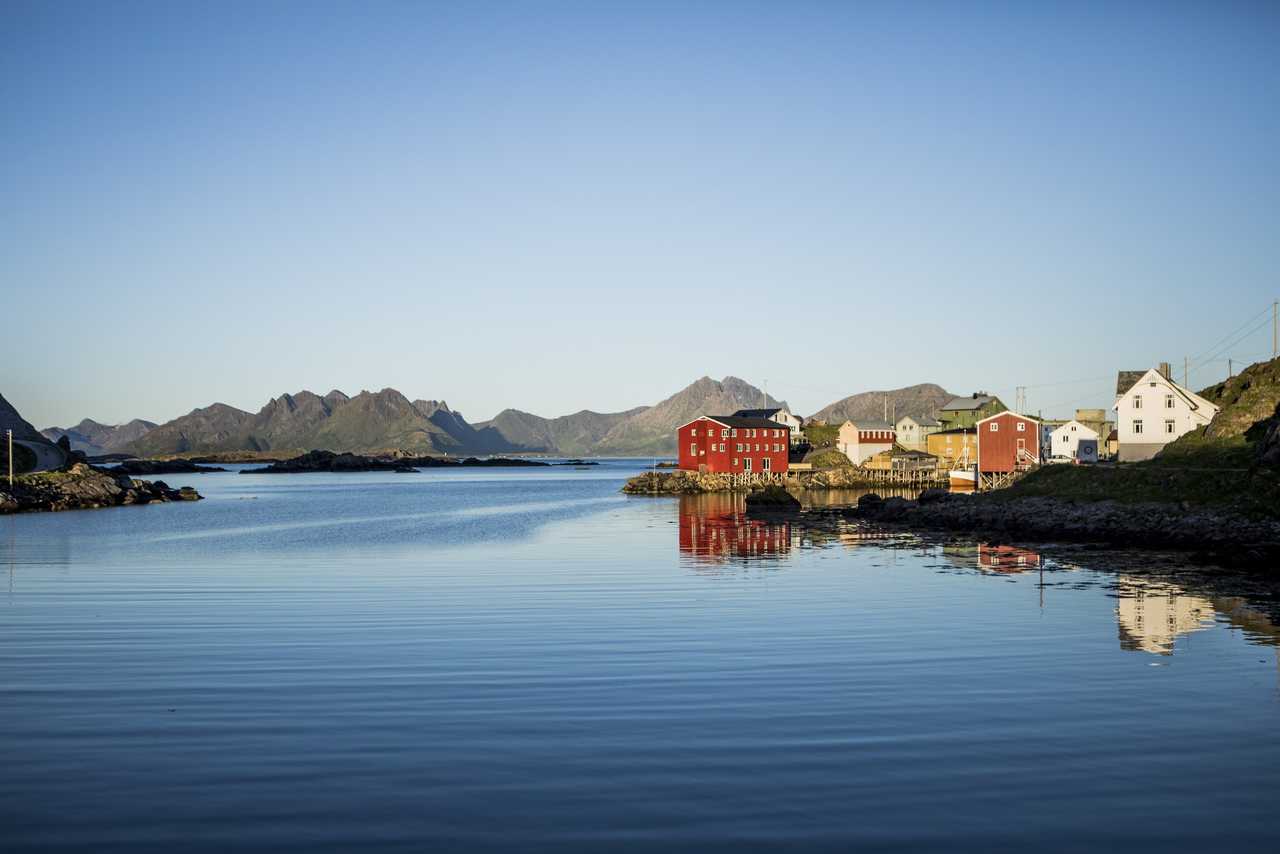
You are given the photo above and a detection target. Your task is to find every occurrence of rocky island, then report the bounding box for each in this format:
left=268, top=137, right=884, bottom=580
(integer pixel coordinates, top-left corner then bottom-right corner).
left=0, top=463, right=202, bottom=514
left=241, top=449, right=551, bottom=473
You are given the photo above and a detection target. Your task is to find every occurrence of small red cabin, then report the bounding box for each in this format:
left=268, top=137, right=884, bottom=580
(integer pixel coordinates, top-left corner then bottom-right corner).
left=678, top=415, right=790, bottom=474
left=976, top=411, right=1040, bottom=473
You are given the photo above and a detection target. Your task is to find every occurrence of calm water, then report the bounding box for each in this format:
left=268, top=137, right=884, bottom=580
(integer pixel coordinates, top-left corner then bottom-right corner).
left=2, top=460, right=1278, bottom=852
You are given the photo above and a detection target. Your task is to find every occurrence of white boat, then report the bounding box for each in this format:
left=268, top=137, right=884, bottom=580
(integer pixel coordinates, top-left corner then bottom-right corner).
left=949, top=446, right=976, bottom=489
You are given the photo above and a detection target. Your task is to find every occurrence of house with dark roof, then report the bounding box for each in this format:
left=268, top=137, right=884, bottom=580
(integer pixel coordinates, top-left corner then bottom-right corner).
left=1113, top=363, right=1219, bottom=462
left=937, top=393, right=1007, bottom=430
left=732, top=407, right=803, bottom=441
left=678, top=415, right=791, bottom=474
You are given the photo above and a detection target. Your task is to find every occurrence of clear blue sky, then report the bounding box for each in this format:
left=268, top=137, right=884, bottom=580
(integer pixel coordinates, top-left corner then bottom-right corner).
left=3, top=1, right=1277, bottom=428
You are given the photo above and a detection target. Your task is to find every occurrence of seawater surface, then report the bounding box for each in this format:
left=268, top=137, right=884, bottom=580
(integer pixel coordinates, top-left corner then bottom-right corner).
left=2, top=460, right=1278, bottom=852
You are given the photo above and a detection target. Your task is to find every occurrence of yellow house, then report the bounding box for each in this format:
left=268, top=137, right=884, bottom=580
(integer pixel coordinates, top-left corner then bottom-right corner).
left=926, top=428, right=977, bottom=468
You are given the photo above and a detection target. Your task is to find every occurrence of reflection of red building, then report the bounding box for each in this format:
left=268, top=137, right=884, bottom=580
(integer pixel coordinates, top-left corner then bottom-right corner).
left=978, top=543, right=1042, bottom=573
left=678, top=493, right=791, bottom=564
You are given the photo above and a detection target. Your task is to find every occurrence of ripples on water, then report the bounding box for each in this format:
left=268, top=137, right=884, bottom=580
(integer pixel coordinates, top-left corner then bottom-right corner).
left=1, top=461, right=1277, bottom=852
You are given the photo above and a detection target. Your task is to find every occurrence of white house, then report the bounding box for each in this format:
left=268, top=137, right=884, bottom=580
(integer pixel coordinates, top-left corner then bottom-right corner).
left=1113, top=366, right=1219, bottom=462
left=837, top=420, right=896, bottom=465
left=1050, top=420, right=1100, bottom=461
left=733, top=408, right=804, bottom=444
left=894, top=414, right=941, bottom=452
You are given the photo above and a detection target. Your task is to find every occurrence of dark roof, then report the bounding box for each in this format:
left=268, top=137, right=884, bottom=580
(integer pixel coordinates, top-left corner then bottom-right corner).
left=732, top=407, right=782, bottom=419
left=910, top=415, right=941, bottom=427
left=706, top=415, right=791, bottom=430
left=941, top=395, right=999, bottom=412
left=933, top=427, right=976, bottom=436
left=1116, top=370, right=1147, bottom=397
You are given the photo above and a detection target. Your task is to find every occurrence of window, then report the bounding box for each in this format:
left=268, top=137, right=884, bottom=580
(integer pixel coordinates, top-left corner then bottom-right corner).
left=719, top=443, right=726, bottom=452
left=1165, top=420, right=1176, bottom=434
left=1165, top=395, right=1174, bottom=409
left=691, top=429, right=697, bottom=437
left=721, top=429, right=729, bottom=438
left=1069, top=425, right=1075, bottom=432
left=690, top=443, right=697, bottom=455
left=1017, top=422, right=1026, bottom=432
left=743, top=457, right=752, bottom=472
left=989, top=423, right=999, bottom=432
left=731, top=429, right=737, bottom=438
left=733, top=458, right=738, bottom=466
left=1133, top=420, right=1144, bottom=435
left=762, top=457, right=772, bottom=471
left=735, top=443, right=742, bottom=452
left=1134, top=396, right=1143, bottom=409
left=775, top=429, right=781, bottom=437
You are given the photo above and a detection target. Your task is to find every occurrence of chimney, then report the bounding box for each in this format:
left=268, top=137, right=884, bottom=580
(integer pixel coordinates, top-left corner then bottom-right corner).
left=1158, top=362, right=1171, bottom=380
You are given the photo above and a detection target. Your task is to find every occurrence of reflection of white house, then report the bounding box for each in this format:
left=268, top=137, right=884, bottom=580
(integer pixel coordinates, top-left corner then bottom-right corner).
left=1115, top=576, right=1215, bottom=655
left=837, top=420, right=896, bottom=464
left=895, top=414, right=940, bottom=452
left=1050, top=420, right=1099, bottom=460
left=1114, top=366, right=1219, bottom=462
left=733, top=408, right=803, bottom=444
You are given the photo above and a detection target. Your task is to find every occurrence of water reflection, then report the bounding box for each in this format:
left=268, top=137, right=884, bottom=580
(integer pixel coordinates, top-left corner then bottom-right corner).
left=978, top=544, right=1042, bottom=573
left=677, top=493, right=791, bottom=565
left=1114, top=576, right=1215, bottom=655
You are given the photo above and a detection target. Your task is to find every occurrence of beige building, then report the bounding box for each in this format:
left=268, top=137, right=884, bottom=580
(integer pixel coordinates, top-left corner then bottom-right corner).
left=837, top=420, right=896, bottom=465
left=894, top=414, right=941, bottom=451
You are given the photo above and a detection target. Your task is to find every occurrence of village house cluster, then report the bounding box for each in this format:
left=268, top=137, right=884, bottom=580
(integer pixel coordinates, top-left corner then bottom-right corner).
left=676, top=362, right=1219, bottom=488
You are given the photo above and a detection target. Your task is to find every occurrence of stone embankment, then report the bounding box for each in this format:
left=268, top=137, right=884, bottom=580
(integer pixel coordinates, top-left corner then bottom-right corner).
left=0, top=463, right=202, bottom=513
left=622, top=468, right=887, bottom=494
left=851, top=490, right=1280, bottom=567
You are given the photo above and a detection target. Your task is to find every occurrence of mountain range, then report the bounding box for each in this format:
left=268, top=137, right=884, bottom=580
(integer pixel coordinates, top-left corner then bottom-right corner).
left=37, top=378, right=954, bottom=458
left=807, top=383, right=955, bottom=425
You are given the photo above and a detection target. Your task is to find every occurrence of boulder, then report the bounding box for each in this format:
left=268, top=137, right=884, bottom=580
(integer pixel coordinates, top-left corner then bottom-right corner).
left=745, top=485, right=802, bottom=512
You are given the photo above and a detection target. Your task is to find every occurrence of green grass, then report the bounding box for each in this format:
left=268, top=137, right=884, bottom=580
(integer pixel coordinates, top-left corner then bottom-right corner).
left=1003, top=457, right=1280, bottom=519
left=804, top=424, right=839, bottom=449
left=804, top=448, right=853, bottom=469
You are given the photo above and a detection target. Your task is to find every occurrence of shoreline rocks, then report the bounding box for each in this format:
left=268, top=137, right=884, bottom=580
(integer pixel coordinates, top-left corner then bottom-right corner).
left=0, top=463, right=202, bottom=514
left=241, top=449, right=551, bottom=473
left=109, top=459, right=228, bottom=476
left=841, top=492, right=1280, bottom=569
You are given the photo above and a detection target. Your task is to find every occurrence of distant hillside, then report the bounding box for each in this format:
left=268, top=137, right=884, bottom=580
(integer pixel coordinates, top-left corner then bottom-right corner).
left=808, top=383, right=954, bottom=425
left=66, top=376, right=785, bottom=458
left=124, top=389, right=512, bottom=457
left=1, top=392, right=51, bottom=444
left=42, top=418, right=157, bottom=454
left=593, top=376, right=784, bottom=456
left=475, top=407, right=648, bottom=456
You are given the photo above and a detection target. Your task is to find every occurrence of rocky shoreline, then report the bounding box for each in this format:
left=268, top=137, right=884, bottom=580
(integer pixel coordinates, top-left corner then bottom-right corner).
left=622, top=468, right=900, bottom=494
left=777, top=490, right=1280, bottom=569
left=0, top=463, right=202, bottom=514
left=109, top=459, right=228, bottom=476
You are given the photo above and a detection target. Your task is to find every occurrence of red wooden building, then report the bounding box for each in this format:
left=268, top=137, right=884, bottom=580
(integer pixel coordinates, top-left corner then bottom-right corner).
left=678, top=415, right=791, bottom=474
left=975, top=411, right=1040, bottom=482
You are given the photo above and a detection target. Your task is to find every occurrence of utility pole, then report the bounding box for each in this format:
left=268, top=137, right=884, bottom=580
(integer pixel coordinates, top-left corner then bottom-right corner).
left=1184, top=356, right=1189, bottom=388
left=1229, top=358, right=1233, bottom=379
left=6, top=430, right=12, bottom=487
left=883, top=394, right=888, bottom=422
left=1274, top=300, right=1278, bottom=358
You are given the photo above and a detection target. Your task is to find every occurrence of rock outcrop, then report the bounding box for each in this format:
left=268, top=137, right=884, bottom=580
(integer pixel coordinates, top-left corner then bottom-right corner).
left=0, top=463, right=202, bottom=513
left=242, top=449, right=549, bottom=473
left=109, top=459, right=228, bottom=475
